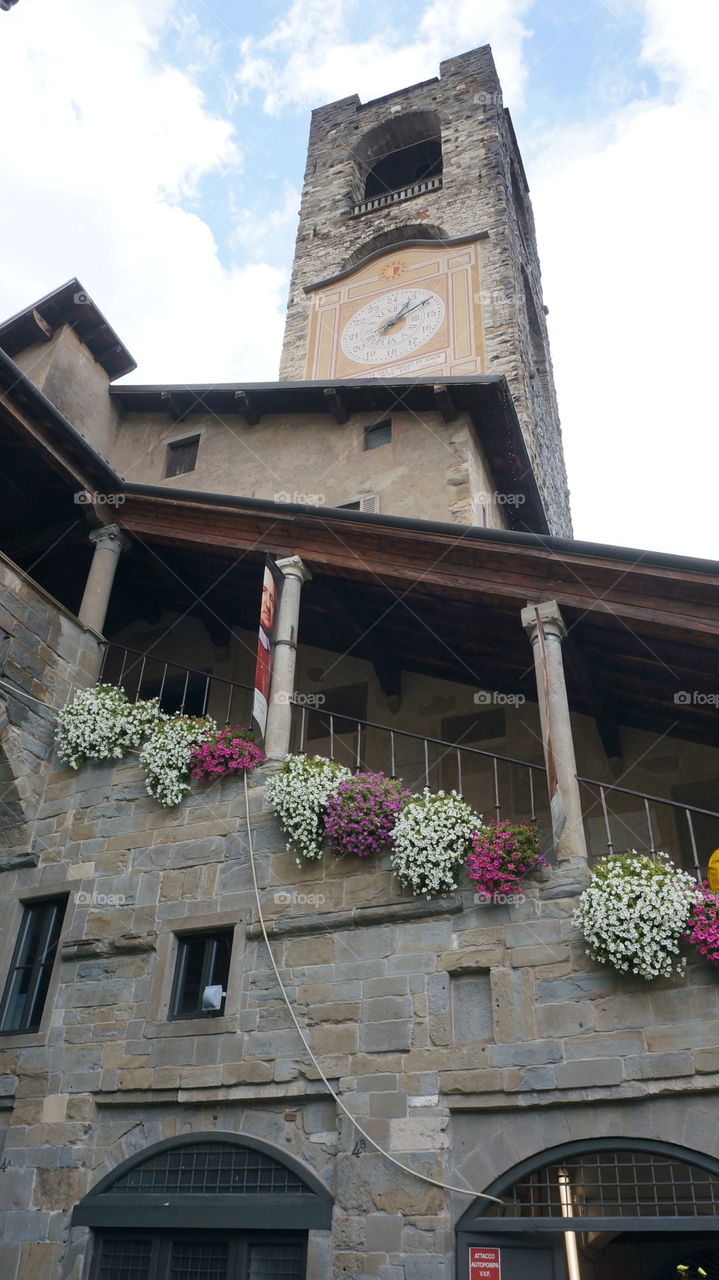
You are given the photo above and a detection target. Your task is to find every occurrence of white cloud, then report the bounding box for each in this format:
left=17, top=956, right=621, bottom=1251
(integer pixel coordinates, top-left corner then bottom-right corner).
left=0, top=0, right=286, bottom=381
left=236, top=0, right=533, bottom=112
left=528, top=0, right=719, bottom=557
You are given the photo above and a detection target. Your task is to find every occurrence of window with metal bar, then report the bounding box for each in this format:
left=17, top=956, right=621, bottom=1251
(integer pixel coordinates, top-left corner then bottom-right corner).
left=92, top=1233, right=305, bottom=1280
left=169, top=932, right=233, bottom=1020
left=165, top=435, right=200, bottom=478
left=363, top=420, right=392, bottom=451
left=0, top=897, right=67, bottom=1033
left=500, top=1150, right=719, bottom=1219
left=112, top=1143, right=310, bottom=1197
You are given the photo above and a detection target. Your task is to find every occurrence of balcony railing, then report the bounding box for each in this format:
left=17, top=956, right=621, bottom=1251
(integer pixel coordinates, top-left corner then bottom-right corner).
left=351, top=175, right=443, bottom=217
left=96, top=653, right=719, bottom=878
left=290, top=700, right=547, bottom=829
left=98, top=644, right=253, bottom=726
left=579, top=776, right=719, bottom=879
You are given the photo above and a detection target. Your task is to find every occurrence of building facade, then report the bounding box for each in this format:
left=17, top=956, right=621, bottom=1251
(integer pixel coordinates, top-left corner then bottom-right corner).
left=1, top=45, right=719, bottom=1280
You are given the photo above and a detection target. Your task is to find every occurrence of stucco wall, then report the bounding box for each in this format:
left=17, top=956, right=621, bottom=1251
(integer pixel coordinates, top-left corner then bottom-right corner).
left=110, top=407, right=508, bottom=528
left=12, top=327, right=120, bottom=463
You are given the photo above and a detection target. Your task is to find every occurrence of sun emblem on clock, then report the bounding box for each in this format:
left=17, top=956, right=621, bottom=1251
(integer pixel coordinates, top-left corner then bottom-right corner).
left=379, top=259, right=407, bottom=281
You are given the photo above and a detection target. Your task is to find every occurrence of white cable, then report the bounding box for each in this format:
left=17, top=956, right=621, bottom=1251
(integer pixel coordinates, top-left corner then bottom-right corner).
left=243, top=772, right=504, bottom=1206
left=0, top=676, right=59, bottom=709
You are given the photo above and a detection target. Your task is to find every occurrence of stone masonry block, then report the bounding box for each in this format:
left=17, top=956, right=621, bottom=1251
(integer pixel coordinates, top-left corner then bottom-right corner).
left=490, top=967, right=536, bottom=1042
left=555, top=1058, right=623, bottom=1088
left=360, top=1022, right=412, bottom=1053
left=640, top=1052, right=694, bottom=1079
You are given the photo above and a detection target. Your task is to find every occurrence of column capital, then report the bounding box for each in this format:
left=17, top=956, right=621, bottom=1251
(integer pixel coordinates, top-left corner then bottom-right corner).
left=88, top=523, right=128, bottom=553
left=521, top=599, right=566, bottom=643
left=276, top=554, right=312, bottom=585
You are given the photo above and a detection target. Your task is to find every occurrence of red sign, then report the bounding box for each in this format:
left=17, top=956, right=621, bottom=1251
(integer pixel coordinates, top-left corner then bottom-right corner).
left=469, top=1247, right=501, bottom=1280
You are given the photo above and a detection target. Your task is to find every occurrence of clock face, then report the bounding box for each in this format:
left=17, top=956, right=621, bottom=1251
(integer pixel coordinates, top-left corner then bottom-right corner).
left=340, top=288, right=445, bottom=367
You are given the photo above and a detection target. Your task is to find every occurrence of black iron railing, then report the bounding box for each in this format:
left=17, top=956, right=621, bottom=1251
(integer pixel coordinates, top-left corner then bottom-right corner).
left=98, top=644, right=253, bottom=726
left=578, top=776, right=719, bottom=879
left=291, top=700, right=547, bottom=827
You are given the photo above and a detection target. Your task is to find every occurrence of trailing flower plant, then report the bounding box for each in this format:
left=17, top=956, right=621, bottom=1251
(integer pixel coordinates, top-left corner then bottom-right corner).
left=466, top=819, right=545, bottom=896
left=685, top=885, right=719, bottom=967
left=139, top=715, right=217, bottom=807
left=56, top=683, right=166, bottom=769
left=324, top=772, right=410, bottom=860
left=390, top=788, right=480, bottom=896
left=573, top=851, right=699, bottom=980
left=189, top=726, right=265, bottom=782
left=265, top=754, right=351, bottom=861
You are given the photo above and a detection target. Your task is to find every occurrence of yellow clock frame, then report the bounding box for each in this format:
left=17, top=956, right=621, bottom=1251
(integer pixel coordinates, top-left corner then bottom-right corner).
left=304, top=232, right=488, bottom=381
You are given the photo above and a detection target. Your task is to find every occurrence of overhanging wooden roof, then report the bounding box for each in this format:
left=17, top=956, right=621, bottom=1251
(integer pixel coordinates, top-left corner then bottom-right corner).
left=0, top=279, right=136, bottom=380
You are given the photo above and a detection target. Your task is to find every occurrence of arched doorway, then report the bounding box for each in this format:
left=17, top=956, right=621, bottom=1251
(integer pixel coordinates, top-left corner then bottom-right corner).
left=456, top=1139, right=719, bottom=1280
left=72, top=1132, right=333, bottom=1280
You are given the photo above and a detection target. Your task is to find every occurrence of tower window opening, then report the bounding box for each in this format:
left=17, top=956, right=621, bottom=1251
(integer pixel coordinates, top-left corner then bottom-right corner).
left=354, top=110, right=443, bottom=207
left=364, top=137, right=442, bottom=199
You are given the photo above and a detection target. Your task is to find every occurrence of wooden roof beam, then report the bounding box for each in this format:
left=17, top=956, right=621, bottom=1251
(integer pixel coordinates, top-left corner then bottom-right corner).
left=433, top=384, right=457, bottom=423
left=323, top=387, right=349, bottom=424
left=234, top=390, right=259, bottom=425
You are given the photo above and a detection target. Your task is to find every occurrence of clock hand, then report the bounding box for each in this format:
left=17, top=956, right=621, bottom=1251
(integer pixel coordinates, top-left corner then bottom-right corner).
left=378, top=295, right=431, bottom=333
left=399, top=295, right=432, bottom=318
left=378, top=297, right=413, bottom=333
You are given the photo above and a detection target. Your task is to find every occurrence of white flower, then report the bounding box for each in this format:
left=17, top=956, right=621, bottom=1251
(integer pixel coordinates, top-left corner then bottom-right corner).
left=140, top=715, right=216, bottom=807
left=56, top=684, right=166, bottom=769
left=390, top=788, right=480, bottom=897
left=265, top=754, right=351, bottom=860
left=573, top=851, right=700, bottom=980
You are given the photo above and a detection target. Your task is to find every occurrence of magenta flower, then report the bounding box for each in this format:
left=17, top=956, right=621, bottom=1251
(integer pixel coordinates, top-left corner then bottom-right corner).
left=324, top=772, right=409, bottom=859
left=189, top=726, right=265, bottom=782
left=465, top=819, right=545, bottom=895
left=685, top=884, right=719, bottom=965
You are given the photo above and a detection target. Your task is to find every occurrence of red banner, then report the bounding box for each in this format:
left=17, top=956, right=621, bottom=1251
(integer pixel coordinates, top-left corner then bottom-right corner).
left=252, top=557, right=284, bottom=737
left=469, top=1247, right=501, bottom=1280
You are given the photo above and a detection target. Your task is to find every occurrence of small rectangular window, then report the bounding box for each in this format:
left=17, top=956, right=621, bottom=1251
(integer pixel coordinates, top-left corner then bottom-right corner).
left=363, top=420, right=392, bottom=451
left=165, top=434, right=200, bottom=478
left=169, top=930, right=233, bottom=1020
left=0, top=897, right=67, bottom=1033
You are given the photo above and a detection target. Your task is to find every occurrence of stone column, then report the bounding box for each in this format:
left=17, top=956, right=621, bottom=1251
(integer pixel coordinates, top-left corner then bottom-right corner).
left=522, top=600, right=588, bottom=890
left=78, top=524, right=127, bottom=635
left=264, top=556, right=312, bottom=765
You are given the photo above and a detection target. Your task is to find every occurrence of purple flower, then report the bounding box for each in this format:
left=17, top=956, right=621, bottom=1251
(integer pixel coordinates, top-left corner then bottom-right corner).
left=324, top=772, right=410, bottom=859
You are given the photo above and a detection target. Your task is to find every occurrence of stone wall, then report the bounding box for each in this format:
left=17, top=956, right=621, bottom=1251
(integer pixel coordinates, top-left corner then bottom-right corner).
left=278, top=45, right=572, bottom=536
left=1, top=735, right=719, bottom=1278
left=0, top=552, right=102, bottom=873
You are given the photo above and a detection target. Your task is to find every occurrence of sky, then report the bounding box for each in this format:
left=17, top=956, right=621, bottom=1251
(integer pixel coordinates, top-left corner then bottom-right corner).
left=0, top=0, right=717, bottom=559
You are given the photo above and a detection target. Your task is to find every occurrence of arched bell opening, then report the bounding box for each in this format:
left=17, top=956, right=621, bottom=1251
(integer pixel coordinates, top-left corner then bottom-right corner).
left=353, top=109, right=443, bottom=201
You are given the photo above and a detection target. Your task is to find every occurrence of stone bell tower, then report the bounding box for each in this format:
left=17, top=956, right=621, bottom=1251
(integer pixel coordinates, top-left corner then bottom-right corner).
left=279, top=45, right=572, bottom=536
